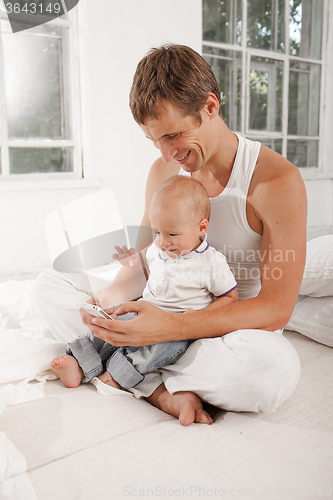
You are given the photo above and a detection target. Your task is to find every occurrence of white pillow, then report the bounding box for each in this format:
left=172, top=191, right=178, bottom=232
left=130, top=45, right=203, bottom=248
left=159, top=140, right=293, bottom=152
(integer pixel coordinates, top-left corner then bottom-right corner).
left=286, top=235, right=333, bottom=346
left=286, top=295, right=333, bottom=347
left=299, top=235, right=333, bottom=297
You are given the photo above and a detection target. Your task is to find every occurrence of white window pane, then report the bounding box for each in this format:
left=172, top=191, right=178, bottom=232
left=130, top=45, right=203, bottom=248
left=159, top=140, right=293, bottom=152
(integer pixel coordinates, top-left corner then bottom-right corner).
left=9, top=147, right=73, bottom=173
left=289, top=0, right=323, bottom=59
left=203, top=47, right=242, bottom=131
left=287, top=139, right=318, bottom=167
left=247, top=0, right=285, bottom=52
left=249, top=57, right=283, bottom=132
left=203, top=0, right=242, bottom=45
left=288, top=61, right=321, bottom=136
left=1, top=20, right=71, bottom=140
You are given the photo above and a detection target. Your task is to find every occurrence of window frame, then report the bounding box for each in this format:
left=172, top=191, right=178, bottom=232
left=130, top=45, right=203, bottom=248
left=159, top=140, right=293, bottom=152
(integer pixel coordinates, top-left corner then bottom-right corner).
left=0, top=1, right=82, bottom=180
left=202, top=0, right=331, bottom=177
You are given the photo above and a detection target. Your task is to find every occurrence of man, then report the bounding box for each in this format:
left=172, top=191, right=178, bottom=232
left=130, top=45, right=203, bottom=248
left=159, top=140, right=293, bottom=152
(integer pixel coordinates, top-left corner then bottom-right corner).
left=35, top=44, right=307, bottom=426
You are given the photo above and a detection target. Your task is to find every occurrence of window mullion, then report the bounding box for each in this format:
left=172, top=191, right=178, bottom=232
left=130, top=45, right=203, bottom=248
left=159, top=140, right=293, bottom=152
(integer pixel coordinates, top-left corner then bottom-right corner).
left=7, top=140, right=75, bottom=147
left=281, top=0, right=290, bottom=158
left=0, top=17, right=9, bottom=176
left=241, top=0, right=247, bottom=135
left=67, top=8, right=82, bottom=177
left=319, top=0, right=329, bottom=173
left=281, top=58, right=289, bottom=158
left=245, top=51, right=251, bottom=135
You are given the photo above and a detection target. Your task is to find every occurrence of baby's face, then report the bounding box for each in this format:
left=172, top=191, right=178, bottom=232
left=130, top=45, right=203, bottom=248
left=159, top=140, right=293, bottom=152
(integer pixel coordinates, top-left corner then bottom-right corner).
left=149, top=203, right=207, bottom=258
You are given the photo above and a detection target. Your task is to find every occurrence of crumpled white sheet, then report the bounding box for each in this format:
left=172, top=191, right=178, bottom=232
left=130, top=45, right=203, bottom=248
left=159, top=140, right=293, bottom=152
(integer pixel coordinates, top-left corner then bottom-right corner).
left=91, top=377, right=132, bottom=397
left=0, top=373, right=58, bottom=416
left=0, top=280, right=66, bottom=415
left=0, top=431, right=38, bottom=500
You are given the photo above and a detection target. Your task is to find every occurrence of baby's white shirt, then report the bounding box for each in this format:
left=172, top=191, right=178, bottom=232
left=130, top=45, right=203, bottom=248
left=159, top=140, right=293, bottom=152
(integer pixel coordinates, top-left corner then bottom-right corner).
left=142, top=237, right=237, bottom=313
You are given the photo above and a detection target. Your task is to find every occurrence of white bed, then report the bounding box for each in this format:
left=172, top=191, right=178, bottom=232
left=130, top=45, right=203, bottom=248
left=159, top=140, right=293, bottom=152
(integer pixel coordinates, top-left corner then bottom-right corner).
left=1, top=235, right=333, bottom=500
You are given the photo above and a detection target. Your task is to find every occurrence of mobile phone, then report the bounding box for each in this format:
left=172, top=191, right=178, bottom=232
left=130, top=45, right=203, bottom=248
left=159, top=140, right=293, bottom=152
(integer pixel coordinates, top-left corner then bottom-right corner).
left=81, top=302, right=114, bottom=320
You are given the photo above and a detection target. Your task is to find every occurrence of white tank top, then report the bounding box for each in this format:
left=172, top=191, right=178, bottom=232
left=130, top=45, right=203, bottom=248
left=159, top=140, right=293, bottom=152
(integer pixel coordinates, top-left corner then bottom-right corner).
left=180, top=133, right=262, bottom=300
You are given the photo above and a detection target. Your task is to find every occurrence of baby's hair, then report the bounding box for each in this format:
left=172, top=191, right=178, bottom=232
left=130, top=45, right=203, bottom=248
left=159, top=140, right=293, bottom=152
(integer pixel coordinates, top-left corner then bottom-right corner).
left=151, top=175, right=211, bottom=221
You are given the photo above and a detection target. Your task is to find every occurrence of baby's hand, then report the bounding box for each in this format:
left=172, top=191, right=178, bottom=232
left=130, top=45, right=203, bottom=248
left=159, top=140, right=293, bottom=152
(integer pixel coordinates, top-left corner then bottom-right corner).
left=112, top=245, right=140, bottom=268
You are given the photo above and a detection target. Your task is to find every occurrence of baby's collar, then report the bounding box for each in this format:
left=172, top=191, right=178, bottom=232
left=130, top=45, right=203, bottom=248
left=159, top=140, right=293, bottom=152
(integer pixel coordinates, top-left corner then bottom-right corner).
left=194, top=235, right=210, bottom=254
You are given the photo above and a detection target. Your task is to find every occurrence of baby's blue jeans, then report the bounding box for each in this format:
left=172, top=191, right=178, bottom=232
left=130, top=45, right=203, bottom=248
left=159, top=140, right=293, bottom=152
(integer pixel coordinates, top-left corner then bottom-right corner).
left=66, top=312, right=192, bottom=388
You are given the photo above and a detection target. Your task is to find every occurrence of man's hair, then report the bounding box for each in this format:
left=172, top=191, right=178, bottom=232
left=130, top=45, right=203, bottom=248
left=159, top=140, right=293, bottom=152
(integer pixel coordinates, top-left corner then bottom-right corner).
left=129, top=44, right=221, bottom=125
left=151, top=175, right=211, bottom=222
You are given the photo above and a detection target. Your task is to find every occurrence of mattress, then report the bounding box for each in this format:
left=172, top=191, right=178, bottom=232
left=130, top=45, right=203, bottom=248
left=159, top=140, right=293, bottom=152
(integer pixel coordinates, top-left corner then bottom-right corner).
left=0, top=280, right=332, bottom=500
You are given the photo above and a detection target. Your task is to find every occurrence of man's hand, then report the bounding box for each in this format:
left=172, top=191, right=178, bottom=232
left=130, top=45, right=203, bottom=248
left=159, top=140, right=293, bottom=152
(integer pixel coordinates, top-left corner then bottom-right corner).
left=88, top=300, right=181, bottom=347
left=79, top=296, right=97, bottom=329
left=93, top=288, right=118, bottom=314
left=79, top=288, right=118, bottom=329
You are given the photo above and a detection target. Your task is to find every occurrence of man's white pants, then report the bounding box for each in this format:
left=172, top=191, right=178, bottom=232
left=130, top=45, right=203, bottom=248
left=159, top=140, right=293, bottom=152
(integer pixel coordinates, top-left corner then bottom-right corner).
left=31, top=268, right=301, bottom=414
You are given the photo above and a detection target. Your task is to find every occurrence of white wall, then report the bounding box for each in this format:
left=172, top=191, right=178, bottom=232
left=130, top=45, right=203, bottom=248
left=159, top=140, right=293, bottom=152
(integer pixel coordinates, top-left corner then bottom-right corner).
left=78, top=0, right=202, bottom=226
left=305, top=179, right=332, bottom=239
left=0, top=0, right=332, bottom=277
left=304, top=0, right=333, bottom=239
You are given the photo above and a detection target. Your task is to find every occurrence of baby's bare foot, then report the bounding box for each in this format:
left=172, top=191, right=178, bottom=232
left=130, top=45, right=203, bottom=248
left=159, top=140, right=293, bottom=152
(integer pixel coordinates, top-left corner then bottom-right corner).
left=50, top=355, right=83, bottom=388
left=99, top=371, right=121, bottom=389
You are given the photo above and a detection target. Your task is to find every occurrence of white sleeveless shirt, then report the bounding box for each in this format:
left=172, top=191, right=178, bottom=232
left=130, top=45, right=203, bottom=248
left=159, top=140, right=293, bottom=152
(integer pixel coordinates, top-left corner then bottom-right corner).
left=180, top=133, right=262, bottom=301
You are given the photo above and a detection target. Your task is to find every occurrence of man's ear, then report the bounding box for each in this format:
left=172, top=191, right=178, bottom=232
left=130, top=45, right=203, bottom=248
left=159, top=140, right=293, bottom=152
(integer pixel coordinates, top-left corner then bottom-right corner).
left=204, top=92, right=220, bottom=118
left=199, top=218, right=209, bottom=235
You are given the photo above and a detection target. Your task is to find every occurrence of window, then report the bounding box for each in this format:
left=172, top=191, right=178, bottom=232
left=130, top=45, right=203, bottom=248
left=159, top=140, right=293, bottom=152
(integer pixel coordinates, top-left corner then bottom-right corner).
left=0, top=1, right=81, bottom=177
left=202, top=0, right=328, bottom=169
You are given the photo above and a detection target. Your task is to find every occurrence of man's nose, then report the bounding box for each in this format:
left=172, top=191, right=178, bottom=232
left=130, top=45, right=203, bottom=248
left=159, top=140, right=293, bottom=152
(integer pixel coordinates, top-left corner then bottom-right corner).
left=157, top=141, right=177, bottom=163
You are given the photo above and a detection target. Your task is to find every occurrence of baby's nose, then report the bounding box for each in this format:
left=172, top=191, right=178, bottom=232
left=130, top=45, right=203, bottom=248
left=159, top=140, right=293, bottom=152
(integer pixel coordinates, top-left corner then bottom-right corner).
left=160, top=236, right=170, bottom=248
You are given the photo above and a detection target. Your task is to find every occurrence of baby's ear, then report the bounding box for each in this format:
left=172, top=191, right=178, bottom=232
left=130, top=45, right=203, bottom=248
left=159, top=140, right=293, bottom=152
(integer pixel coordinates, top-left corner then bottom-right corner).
left=199, top=218, right=209, bottom=234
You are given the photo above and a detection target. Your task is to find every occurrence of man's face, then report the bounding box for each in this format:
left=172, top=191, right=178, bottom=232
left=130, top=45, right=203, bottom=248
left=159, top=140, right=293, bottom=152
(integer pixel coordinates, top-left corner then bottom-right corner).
left=140, top=102, right=212, bottom=173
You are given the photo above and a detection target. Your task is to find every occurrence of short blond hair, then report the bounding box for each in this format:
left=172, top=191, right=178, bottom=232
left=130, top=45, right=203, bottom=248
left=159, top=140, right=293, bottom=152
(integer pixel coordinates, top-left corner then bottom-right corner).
left=150, top=175, right=211, bottom=222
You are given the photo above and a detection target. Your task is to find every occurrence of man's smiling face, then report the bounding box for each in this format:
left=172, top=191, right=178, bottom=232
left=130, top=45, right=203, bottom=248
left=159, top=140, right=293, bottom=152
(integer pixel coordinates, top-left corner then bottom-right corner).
left=140, top=101, right=213, bottom=173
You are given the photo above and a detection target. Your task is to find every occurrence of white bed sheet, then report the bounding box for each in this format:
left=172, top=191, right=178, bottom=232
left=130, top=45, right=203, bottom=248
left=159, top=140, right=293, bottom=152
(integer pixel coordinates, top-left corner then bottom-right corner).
left=0, top=280, right=332, bottom=499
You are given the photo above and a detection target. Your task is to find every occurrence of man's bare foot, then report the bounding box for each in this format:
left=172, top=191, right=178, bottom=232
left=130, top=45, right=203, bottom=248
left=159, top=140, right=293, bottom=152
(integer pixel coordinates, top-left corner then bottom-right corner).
left=146, top=384, right=213, bottom=426
left=99, top=371, right=121, bottom=389
left=50, top=355, right=84, bottom=388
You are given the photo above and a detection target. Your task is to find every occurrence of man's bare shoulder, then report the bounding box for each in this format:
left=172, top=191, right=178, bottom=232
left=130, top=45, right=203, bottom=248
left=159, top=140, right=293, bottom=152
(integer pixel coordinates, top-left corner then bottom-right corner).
left=146, top=156, right=180, bottom=193
left=150, top=156, right=180, bottom=181
left=256, top=144, right=301, bottom=180
left=142, top=157, right=181, bottom=225
left=250, top=145, right=307, bottom=222
left=252, top=144, right=305, bottom=195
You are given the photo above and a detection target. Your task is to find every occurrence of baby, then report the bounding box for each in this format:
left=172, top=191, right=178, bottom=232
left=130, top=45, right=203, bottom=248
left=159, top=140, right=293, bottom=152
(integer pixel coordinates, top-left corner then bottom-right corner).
left=51, top=175, right=238, bottom=396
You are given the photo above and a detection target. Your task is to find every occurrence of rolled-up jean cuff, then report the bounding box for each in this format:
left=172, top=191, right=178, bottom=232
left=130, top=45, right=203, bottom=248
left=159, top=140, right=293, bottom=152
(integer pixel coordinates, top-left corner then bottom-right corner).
left=66, top=336, right=104, bottom=383
left=130, top=371, right=164, bottom=398
left=106, top=348, right=144, bottom=387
